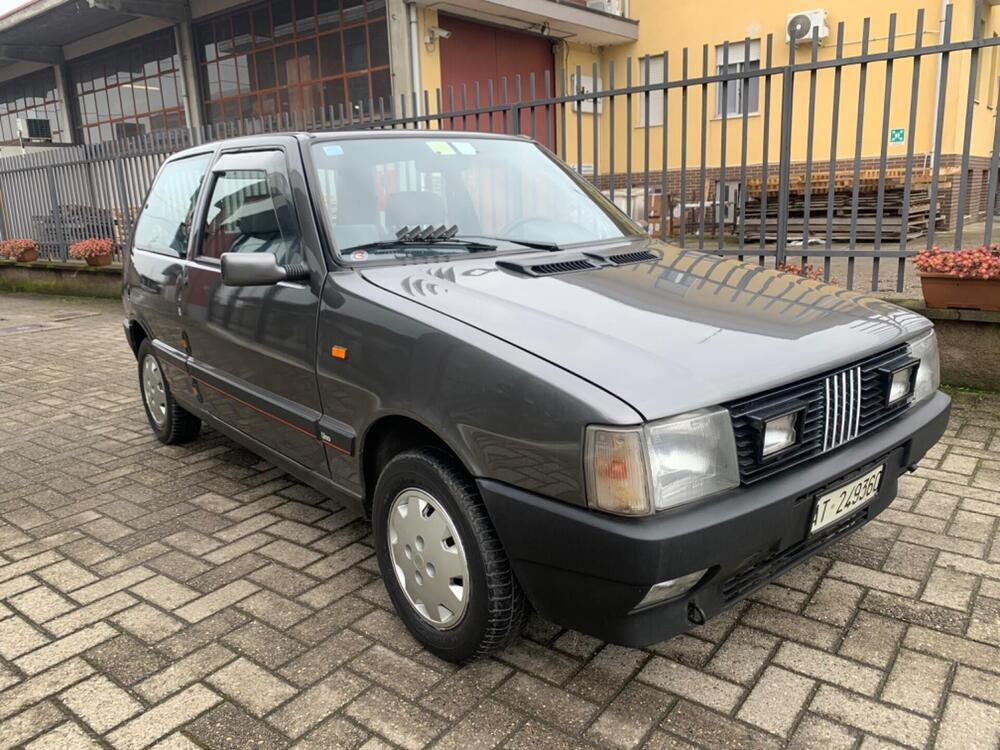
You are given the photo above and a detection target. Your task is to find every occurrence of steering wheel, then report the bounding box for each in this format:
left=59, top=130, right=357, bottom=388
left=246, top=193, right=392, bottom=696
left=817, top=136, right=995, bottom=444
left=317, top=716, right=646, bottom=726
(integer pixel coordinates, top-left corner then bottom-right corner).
left=498, top=215, right=551, bottom=237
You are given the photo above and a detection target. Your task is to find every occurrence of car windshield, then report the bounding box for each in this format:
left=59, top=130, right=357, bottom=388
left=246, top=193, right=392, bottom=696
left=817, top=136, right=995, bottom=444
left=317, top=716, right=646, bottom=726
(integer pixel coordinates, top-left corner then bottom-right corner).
left=308, top=135, right=640, bottom=262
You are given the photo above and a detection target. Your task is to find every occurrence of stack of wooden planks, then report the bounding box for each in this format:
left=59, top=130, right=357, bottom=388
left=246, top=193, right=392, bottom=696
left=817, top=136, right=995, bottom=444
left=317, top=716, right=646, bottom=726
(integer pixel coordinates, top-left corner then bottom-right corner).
left=741, top=168, right=955, bottom=243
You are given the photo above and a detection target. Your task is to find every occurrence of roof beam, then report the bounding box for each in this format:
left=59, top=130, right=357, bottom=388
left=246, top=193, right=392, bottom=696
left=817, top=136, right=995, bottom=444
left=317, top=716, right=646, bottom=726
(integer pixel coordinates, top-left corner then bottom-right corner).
left=0, top=45, right=63, bottom=64
left=86, top=0, right=189, bottom=23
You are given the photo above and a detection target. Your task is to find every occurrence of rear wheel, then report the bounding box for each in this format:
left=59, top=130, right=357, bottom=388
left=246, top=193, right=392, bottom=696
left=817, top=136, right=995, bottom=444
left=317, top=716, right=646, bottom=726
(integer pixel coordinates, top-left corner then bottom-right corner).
left=372, top=448, right=528, bottom=662
left=137, top=339, right=201, bottom=444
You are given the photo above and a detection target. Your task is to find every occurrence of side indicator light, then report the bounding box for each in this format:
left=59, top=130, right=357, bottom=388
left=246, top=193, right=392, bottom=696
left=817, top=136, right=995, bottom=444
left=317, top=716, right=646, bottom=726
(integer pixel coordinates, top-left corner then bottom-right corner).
left=331, top=346, right=348, bottom=360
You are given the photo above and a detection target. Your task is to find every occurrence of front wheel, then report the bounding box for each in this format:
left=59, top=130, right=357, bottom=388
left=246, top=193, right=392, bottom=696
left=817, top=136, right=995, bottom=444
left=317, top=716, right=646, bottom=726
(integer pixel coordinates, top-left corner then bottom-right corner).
left=372, top=448, right=528, bottom=662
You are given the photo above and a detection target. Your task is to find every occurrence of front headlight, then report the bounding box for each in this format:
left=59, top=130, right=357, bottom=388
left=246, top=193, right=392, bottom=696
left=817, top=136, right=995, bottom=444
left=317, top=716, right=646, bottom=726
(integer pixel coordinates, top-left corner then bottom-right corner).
left=585, top=407, right=740, bottom=516
left=909, top=329, right=940, bottom=404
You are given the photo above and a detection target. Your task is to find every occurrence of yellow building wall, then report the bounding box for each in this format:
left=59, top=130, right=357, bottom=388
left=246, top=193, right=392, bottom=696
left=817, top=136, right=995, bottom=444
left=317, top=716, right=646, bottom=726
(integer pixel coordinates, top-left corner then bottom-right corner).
left=593, top=0, right=1000, bottom=176
left=415, top=2, right=999, bottom=179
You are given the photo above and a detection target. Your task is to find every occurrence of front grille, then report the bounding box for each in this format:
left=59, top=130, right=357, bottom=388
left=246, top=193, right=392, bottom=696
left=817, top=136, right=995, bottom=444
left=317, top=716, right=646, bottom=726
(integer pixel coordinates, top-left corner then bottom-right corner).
left=721, top=507, right=869, bottom=602
left=728, top=344, right=910, bottom=483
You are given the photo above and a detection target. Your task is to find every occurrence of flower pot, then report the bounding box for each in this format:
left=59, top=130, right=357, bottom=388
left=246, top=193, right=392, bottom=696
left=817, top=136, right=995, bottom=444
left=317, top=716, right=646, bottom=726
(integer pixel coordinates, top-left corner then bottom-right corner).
left=17, top=248, right=38, bottom=263
left=84, top=253, right=113, bottom=267
left=918, top=272, right=1000, bottom=312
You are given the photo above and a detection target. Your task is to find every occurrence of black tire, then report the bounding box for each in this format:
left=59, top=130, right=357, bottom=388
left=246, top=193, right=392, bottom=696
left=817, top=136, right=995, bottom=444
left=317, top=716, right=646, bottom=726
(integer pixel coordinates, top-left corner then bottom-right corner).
left=372, top=447, right=529, bottom=662
left=137, top=338, right=201, bottom=445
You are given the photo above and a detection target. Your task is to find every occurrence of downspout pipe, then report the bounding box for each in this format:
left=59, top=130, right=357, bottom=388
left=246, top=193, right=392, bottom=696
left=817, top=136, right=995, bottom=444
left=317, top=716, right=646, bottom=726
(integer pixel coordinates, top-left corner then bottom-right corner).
left=407, top=1, right=422, bottom=118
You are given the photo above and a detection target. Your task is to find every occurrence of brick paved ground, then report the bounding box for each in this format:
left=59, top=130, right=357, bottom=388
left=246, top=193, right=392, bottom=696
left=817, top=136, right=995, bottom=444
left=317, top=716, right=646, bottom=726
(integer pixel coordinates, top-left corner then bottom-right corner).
left=1, top=292, right=999, bottom=750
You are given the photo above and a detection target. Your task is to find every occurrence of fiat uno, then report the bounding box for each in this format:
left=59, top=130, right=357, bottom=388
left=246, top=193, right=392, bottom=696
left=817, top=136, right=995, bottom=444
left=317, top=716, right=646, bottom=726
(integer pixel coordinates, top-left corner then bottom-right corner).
left=123, top=131, right=949, bottom=661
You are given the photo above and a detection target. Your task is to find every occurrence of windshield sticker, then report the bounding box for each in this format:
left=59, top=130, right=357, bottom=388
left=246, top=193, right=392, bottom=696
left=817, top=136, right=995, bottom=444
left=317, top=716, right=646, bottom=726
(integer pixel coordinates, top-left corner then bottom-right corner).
left=452, top=141, right=477, bottom=155
left=323, top=144, right=344, bottom=156
left=350, top=250, right=369, bottom=261
left=427, top=141, right=456, bottom=156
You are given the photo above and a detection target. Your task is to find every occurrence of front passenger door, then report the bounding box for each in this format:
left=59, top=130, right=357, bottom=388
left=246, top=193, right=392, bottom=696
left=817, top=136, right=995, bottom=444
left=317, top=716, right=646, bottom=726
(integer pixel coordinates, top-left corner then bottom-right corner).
left=181, top=149, right=328, bottom=476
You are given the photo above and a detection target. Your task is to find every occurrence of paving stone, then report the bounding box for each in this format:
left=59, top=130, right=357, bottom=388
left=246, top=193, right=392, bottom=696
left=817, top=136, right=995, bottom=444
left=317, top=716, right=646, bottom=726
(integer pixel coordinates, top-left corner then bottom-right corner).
left=136, top=643, right=236, bottom=702
left=432, top=698, right=522, bottom=750
left=420, top=659, right=513, bottom=721
left=660, top=700, right=782, bottom=750
left=773, top=642, right=882, bottom=695
left=8, top=585, right=76, bottom=622
left=703, top=626, right=777, bottom=684
left=107, top=684, right=222, bottom=750
left=207, top=657, right=297, bottom=717
left=880, top=648, right=952, bottom=716
left=585, top=682, right=672, bottom=749
left=737, top=665, right=814, bottom=736
left=494, top=672, right=599, bottom=734
left=267, top=669, right=368, bottom=739
left=15, top=621, right=116, bottom=675
left=935, top=694, right=1000, bottom=750
left=786, top=714, right=858, bottom=750
left=0, top=614, right=50, bottom=659
left=185, top=701, right=289, bottom=750
left=810, top=685, right=932, bottom=749
left=346, top=686, right=447, bottom=750
left=0, top=700, right=65, bottom=750
left=921, top=566, right=978, bottom=611
left=60, top=674, right=144, bottom=733
left=23, top=721, right=105, bottom=749
left=638, top=658, right=744, bottom=714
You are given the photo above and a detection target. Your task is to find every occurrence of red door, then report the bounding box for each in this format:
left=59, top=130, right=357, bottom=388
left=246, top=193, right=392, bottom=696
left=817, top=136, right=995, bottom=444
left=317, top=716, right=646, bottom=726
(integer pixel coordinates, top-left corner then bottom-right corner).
left=437, top=15, right=556, bottom=148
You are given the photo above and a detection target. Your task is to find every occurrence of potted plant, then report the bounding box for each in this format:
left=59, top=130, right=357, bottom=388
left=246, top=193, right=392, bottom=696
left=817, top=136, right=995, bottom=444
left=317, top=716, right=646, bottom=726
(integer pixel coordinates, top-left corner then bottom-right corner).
left=913, top=245, right=1000, bottom=312
left=69, top=237, right=115, bottom=267
left=0, top=238, right=39, bottom=263
left=777, top=262, right=826, bottom=281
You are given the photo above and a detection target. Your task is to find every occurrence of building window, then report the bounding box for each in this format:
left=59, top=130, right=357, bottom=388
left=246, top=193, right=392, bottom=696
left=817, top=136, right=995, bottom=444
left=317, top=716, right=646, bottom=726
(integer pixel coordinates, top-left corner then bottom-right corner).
left=715, top=40, right=760, bottom=117
left=0, top=68, right=65, bottom=145
left=195, top=0, right=391, bottom=130
left=69, top=28, right=185, bottom=145
left=638, top=56, right=665, bottom=127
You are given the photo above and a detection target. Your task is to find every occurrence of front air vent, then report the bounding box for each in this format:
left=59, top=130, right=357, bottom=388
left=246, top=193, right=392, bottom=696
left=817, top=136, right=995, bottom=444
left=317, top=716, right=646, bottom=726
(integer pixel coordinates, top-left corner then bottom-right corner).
left=496, top=257, right=600, bottom=276
left=531, top=259, right=599, bottom=274
left=607, top=250, right=659, bottom=265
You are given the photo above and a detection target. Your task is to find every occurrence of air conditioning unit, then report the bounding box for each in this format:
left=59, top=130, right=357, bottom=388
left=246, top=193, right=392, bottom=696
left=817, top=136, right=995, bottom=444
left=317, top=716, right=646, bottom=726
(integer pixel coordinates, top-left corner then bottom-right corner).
left=17, top=117, right=53, bottom=143
left=587, top=0, right=623, bottom=16
left=786, top=10, right=829, bottom=45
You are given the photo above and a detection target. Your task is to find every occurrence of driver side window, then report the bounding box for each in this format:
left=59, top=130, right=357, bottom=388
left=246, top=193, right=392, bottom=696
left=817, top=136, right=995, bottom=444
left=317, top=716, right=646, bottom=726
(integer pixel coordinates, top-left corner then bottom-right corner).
left=198, top=154, right=302, bottom=266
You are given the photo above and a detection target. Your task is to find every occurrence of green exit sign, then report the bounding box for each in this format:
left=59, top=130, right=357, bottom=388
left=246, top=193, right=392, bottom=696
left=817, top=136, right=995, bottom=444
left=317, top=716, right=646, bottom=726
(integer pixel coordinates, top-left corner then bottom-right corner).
left=890, top=128, right=905, bottom=144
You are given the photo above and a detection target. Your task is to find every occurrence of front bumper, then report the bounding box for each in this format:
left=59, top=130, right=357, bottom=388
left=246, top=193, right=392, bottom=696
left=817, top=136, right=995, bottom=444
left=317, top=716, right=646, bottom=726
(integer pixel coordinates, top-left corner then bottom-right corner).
left=479, top=391, right=951, bottom=647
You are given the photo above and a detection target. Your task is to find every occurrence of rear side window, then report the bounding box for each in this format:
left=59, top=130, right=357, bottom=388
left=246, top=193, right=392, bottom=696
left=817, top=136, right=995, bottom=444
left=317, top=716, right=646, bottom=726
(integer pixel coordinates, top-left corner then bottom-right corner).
left=198, top=155, right=302, bottom=266
left=133, top=155, right=211, bottom=257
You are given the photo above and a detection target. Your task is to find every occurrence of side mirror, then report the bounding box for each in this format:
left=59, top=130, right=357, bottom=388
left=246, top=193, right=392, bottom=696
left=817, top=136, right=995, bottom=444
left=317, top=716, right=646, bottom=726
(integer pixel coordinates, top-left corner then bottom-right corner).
left=220, top=253, right=310, bottom=286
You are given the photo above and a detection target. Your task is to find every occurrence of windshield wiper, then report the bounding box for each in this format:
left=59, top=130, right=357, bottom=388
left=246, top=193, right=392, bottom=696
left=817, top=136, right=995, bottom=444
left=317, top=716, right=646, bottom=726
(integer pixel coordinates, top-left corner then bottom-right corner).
left=343, top=224, right=497, bottom=255
left=462, top=235, right=562, bottom=252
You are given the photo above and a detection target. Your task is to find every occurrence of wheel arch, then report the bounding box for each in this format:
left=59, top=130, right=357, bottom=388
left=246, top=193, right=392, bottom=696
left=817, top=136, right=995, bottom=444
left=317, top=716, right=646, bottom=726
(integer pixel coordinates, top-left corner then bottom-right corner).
left=360, top=413, right=473, bottom=514
left=126, top=317, right=151, bottom=357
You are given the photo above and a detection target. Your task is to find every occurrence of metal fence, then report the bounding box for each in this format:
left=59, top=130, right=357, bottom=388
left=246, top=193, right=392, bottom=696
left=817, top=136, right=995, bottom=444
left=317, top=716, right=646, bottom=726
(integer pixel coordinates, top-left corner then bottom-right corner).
left=0, top=3, right=997, bottom=290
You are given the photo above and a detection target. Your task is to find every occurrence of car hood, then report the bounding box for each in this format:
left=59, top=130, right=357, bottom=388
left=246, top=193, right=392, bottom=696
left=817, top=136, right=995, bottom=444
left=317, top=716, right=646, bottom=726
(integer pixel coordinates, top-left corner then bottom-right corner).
left=359, top=240, right=931, bottom=420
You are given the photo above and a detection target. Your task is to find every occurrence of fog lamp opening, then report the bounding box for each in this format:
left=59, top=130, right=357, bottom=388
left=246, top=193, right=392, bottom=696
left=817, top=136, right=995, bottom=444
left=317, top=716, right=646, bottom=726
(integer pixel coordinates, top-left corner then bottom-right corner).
left=631, top=569, right=708, bottom=611
left=884, top=362, right=919, bottom=406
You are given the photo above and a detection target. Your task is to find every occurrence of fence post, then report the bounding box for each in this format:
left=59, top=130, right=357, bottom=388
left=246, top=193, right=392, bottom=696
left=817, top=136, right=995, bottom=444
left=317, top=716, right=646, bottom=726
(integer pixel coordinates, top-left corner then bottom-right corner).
left=774, top=42, right=796, bottom=267
left=510, top=103, right=521, bottom=135
left=112, top=150, right=133, bottom=247
left=45, top=164, right=67, bottom=260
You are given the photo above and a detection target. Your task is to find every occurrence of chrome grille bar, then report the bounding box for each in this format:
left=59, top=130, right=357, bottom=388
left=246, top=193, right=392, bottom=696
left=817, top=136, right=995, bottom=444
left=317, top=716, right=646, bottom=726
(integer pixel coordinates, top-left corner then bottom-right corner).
left=824, top=365, right=862, bottom=452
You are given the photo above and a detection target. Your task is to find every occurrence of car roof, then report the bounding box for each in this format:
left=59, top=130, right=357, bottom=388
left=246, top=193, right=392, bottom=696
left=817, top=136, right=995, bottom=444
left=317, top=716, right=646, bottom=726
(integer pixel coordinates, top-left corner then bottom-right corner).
left=166, top=129, right=531, bottom=162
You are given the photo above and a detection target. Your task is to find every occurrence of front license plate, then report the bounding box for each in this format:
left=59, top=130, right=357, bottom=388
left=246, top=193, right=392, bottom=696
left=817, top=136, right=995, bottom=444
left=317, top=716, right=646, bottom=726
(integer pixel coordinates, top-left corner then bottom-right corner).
left=810, top=464, right=885, bottom=535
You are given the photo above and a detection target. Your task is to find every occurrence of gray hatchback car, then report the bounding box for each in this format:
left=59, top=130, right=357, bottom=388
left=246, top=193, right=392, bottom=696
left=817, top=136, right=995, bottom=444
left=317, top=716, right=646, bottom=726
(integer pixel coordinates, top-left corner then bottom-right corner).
left=123, top=130, right=949, bottom=662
